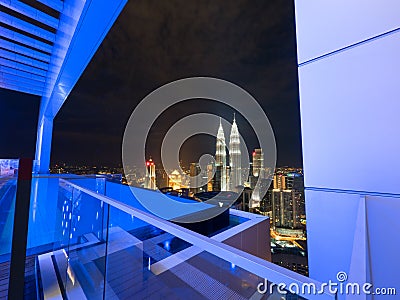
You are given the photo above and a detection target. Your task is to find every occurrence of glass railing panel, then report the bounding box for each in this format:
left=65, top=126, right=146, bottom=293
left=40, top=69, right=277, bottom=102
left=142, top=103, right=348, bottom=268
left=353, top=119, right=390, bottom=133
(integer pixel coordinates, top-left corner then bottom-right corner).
left=52, top=179, right=73, bottom=295
left=28, top=175, right=108, bottom=299
left=0, top=159, right=19, bottom=261
left=103, top=206, right=309, bottom=299
left=27, top=176, right=66, bottom=255
left=52, top=178, right=335, bottom=300
left=26, top=175, right=106, bottom=255
left=58, top=178, right=108, bottom=299
left=104, top=207, right=194, bottom=299
left=64, top=175, right=107, bottom=192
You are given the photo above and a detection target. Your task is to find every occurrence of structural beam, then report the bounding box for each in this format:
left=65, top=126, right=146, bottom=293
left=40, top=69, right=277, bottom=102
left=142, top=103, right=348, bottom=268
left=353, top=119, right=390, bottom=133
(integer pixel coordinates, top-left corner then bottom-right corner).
left=0, top=11, right=56, bottom=42
left=1, top=0, right=128, bottom=173
left=0, top=48, right=49, bottom=70
left=0, top=81, right=42, bottom=96
left=1, top=0, right=59, bottom=29
left=40, top=0, right=128, bottom=119
left=37, top=0, right=63, bottom=12
left=33, top=0, right=128, bottom=173
left=0, top=26, right=53, bottom=53
left=0, top=72, right=45, bottom=89
left=0, top=57, right=47, bottom=76
left=0, top=38, right=51, bottom=62
left=0, top=65, right=46, bottom=82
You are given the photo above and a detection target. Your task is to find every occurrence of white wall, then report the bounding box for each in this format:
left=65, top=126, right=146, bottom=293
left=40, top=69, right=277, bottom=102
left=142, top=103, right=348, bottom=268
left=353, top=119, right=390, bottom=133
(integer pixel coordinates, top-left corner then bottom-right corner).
left=295, top=1, right=400, bottom=298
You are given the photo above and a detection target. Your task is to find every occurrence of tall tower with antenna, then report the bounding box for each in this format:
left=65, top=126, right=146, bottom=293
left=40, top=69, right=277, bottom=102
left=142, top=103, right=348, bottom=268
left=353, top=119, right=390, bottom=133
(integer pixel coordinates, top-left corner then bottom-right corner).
left=215, top=118, right=227, bottom=191
left=144, top=158, right=156, bottom=190
left=229, top=114, right=242, bottom=192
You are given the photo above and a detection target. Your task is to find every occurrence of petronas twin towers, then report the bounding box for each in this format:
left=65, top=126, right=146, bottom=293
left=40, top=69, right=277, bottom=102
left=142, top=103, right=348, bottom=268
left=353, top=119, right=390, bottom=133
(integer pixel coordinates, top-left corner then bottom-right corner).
left=215, top=115, right=242, bottom=192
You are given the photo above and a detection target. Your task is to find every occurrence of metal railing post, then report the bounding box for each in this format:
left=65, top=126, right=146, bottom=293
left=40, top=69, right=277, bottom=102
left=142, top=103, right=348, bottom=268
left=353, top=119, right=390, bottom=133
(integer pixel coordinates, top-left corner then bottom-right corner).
left=8, top=158, right=33, bottom=299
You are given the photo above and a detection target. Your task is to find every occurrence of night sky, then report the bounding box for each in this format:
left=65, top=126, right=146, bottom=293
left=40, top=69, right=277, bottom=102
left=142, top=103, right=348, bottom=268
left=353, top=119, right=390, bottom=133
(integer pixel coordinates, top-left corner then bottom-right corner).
left=1, top=0, right=302, bottom=168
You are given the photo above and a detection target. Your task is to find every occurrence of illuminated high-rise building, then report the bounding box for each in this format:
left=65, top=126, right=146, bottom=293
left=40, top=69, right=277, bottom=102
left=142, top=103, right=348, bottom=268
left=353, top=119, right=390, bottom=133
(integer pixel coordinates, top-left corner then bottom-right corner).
left=271, top=173, right=304, bottom=230
left=252, top=148, right=264, bottom=177
left=189, top=162, right=207, bottom=194
left=155, top=168, right=169, bottom=189
left=229, top=114, right=242, bottom=192
left=250, top=148, right=264, bottom=206
left=215, top=118, right=227, bottom=191
left=168, top=169, right=185, bottom=190
left=207, top=164, right=215, bottom=192
left=144, top=158, right=156, bottom=190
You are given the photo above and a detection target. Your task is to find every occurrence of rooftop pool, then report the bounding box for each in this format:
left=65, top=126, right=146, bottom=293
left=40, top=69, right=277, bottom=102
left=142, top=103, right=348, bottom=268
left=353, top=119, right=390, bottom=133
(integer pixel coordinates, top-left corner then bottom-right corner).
left=0, top=175, right=250, bottom=261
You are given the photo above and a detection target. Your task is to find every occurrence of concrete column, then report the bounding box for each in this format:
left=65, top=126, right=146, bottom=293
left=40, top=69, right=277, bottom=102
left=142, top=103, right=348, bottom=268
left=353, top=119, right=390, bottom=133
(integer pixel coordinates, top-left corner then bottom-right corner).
left=35, top=114, right=53, bottom=174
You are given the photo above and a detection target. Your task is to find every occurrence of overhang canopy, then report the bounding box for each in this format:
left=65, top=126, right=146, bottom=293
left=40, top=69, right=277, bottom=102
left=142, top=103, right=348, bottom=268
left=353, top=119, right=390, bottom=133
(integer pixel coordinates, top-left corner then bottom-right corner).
left=0, top=0, right=127, bottom=118
left=1, top=0, right=127, bottom=172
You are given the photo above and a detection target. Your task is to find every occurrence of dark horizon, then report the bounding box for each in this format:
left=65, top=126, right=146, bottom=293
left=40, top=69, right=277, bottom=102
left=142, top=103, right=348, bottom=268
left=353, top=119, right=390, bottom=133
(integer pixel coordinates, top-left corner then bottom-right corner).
left=1, top=0, right=303, bottom=169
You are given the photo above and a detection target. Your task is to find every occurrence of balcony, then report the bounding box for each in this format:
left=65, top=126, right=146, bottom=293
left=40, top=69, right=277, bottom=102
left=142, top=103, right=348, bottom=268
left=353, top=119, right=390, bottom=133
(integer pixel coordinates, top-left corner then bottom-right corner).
left=0, top=159, right=335, bottom=299
left=2, top=0, right=399, bottom=298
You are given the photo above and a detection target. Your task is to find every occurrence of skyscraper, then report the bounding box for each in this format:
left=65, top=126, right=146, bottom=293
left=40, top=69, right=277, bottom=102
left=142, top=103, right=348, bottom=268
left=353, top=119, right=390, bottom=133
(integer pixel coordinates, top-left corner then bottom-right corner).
left=168, top=169, right=184, bottom=190
left=271, top=173, right=305, bottom=231
left=252, top=148, right=264, bottom=178
left=215, top=118, right=227, bottom=191
left=189, top=162, right=207, bottom=194
left=229, top=114, right=242, bottom=192
left=144, top=158, right=156, bottom=190
left=250, top=148, right=264, bottom=206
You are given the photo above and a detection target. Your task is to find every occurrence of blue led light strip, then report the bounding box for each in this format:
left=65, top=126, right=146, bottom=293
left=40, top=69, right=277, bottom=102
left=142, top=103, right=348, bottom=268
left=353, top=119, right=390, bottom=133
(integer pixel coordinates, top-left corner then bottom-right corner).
left=0, top=57, right=47, bottom=76
left=1, top=0, right=59, bottom=29
left=0, top=11, right=56, bottom=42
left=0, top=71, right=45, bottom=88
left=0, top=38, right=51, bottom=62
left=0, top=79, right=43, bottom=96
left=0, top=64, right=46, bottom=82
left=0, top=48, right=49, bottom=70
left=0, top=26, right=53, bottom=53
left=37, top=0, right=63, bottom=13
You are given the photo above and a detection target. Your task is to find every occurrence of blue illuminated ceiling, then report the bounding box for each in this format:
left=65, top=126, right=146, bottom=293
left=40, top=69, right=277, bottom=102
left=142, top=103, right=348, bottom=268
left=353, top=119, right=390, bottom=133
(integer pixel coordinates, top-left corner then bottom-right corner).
left=0, top=0, right=127, bottom=118
left=1, top=0, right=127, bottom=172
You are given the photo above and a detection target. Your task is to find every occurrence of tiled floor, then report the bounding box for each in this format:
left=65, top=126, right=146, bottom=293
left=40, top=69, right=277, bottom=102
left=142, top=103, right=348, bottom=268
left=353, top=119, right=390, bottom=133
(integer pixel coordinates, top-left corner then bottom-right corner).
left=0, top=255, right=37, bottom=299
left=51, top=225, right=268, bottom=299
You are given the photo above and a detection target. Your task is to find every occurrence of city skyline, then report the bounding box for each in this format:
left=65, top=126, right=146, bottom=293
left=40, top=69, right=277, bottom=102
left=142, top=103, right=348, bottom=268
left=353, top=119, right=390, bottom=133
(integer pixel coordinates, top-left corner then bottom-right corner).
left=0, top=1, right=302, bottom=168
left=0, top=0, right=397, bottom=297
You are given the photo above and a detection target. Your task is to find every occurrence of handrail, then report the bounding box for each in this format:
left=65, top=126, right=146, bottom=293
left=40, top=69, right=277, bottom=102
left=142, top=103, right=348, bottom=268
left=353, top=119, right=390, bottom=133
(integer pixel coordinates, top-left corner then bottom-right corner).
left=60, top=178, right=336, bottom=300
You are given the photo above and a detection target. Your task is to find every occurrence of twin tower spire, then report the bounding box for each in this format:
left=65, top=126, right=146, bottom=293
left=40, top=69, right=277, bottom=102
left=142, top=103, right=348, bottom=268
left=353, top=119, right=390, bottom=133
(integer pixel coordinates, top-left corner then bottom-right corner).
left=215, top=115, right=242, bottom=192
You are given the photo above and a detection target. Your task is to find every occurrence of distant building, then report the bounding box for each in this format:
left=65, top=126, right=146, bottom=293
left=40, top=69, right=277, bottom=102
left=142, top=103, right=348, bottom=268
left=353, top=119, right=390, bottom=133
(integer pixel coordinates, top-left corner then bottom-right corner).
left=189, top=162, right=207, bottom=195
left=169, top=169, right=185, bottom=190
left=229, top=115, right=242, bottom=192
left=144, top=159, right=156, bottom=190
left=271, top=173, right=305, bottom=230
left=155, top=168, right=169, bottom=188
left=252, top=148, right=264, bottom=177
left=246, top=162, right=255, bottom=188
left=211, top=164, right=223, bottom=191
left=232, top=187, right=253, bottom=212
left=189, top=162, right=200, bottom=194
left=207, top=115, right=244, bottom=193
left=272, top=246, right=308, bottom=276
left=206, top=164, right=214, bottom=192
left=249, top=148, right=265, bottom=207
left=215, top=118, right=228, bottom=191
